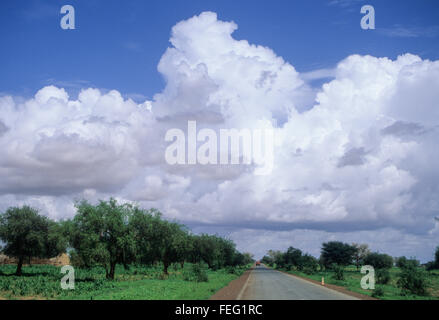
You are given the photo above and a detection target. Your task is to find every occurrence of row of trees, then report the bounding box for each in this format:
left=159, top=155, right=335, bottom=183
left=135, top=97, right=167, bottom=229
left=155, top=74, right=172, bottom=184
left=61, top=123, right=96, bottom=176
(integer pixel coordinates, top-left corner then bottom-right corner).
left=262, top=241, right=439, bottom=295
left=0, top=199, right=253, bottom=279
left=261, top=247, right=320, bottom=275
left=262, top=241, right=439, bottom=272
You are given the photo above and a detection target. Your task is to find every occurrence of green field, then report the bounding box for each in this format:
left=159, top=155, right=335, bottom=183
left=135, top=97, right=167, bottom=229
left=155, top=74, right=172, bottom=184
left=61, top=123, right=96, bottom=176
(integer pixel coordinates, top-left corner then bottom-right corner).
left=283, top=266, right=439, bottom=300
left=0, top=263, right=248, bottom=300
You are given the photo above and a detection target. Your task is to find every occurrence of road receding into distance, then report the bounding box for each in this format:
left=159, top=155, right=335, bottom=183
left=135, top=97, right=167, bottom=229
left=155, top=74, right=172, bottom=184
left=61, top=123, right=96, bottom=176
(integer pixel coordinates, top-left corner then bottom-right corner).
left=239, top=265, right=359, bottom=300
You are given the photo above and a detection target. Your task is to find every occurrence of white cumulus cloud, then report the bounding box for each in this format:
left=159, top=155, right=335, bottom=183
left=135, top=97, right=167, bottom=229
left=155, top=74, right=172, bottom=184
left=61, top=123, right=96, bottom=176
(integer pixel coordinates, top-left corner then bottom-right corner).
left=1, top=12, right=438, bottom=261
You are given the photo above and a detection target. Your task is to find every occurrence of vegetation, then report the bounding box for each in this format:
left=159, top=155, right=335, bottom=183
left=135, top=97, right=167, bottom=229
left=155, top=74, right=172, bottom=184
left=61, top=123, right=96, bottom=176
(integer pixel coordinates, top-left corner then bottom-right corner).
left=320, top=241, right=357, bottom=269
left=0, top=199, right=253, bottom=299
left=397, top=262, right=428, bottom=296
left=0, top=206, right=66, bottom=276
left=352, top=243, right=371, bottom=270
left=265, top=241, right=439, bottom=300
left=363, top=252, right=394, bottom=270
left=0, top=263, right=250, bottom=299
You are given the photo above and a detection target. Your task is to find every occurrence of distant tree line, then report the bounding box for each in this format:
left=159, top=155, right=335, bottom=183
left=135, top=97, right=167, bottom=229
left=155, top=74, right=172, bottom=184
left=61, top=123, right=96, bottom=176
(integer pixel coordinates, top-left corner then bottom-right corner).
left=261, top=241, right=439, bottom=296
left=0, top=199, right=254, bottom=279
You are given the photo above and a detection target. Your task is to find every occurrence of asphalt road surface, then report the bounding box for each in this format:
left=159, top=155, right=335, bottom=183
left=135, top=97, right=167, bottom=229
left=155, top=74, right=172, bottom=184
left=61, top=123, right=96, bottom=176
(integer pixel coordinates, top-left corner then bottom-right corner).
left=239, top=265, right=358, bottom=300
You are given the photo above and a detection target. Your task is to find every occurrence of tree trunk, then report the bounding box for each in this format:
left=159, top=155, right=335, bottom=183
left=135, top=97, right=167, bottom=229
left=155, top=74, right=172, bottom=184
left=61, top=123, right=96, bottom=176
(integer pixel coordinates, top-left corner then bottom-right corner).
left=16, top=256, right=24, bottom=276
left=163, top=261, right=169, bottom=275
left=180, top=261, right=184, bottom=269
left=108, top=262, right=116, bottom=280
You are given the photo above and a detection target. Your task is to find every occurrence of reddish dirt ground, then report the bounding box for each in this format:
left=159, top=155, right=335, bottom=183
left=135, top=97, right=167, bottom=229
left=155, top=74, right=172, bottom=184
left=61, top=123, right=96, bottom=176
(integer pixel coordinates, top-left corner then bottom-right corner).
left=210, top=266, right=254, bottom=300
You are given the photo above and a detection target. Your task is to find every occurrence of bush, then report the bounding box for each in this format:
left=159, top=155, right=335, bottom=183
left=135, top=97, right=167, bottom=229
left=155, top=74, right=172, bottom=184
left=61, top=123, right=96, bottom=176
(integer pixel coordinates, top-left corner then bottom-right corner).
left=376, top=269, right=391, bottom=284
left=299, top=254, right=319, bottom=274
left=371, top=286, right=384, bottom=298
left=226, top=266, right=238, bottom=275
left=303, top=267, right=316, bottom=275
left=397, top=264, right=428, bottom=296
left=425, top=261, right=437, bottom=271
left=332, top=264, right=344, bottom=280
left=183, top=263, right=208, bottom=282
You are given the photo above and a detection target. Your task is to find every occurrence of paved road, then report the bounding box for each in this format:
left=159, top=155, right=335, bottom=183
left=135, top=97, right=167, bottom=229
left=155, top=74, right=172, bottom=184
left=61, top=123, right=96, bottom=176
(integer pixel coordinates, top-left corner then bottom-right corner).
left=239, top=265, right=358, bottom=300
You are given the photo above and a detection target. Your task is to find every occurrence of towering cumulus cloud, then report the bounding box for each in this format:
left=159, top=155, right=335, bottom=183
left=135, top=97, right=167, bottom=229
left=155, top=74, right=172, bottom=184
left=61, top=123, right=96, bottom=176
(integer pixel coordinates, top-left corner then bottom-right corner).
left=0, top=12, right=438, bottom=260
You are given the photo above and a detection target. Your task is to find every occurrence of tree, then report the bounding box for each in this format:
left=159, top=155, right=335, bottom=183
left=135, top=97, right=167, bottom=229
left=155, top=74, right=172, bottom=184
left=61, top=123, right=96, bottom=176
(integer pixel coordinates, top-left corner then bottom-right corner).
left=0, top=206, right=66, bottom=276
left=320, top=241, right=357, bottom=268
left=363, top=252, right=394, bottom=270
left=152, top=218, right=190, bottom=275
left=68, top=198, right=137, bottom=279
left=299, top=254, right=319, bottom=274
left=395, top=256, right=419, bottom=269
left=267, top=250, right=283, bottom=267
left=284, top=247, right=302, bottom=270
left=129, top=208, right=163, bottom=266
left=261, top=255, right=273, bottom=266
left=241, top=252, right=254, bottom=265
left=191, top=234, right=230, bottom=270
left=395, top=256, right=408, bottom=269
left=435, top=246, right=439, bottom=268
left=352, top=243, right=371, bottom=270
left=397, top=263, right=428, bottom=296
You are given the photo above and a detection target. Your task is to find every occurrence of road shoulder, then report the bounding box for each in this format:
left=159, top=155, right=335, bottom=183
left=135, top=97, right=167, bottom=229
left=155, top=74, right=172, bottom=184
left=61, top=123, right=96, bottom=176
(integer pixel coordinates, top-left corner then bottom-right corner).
left=277, top=269, right=377, bottom=300
left=209, top=266, right=255, bottom=300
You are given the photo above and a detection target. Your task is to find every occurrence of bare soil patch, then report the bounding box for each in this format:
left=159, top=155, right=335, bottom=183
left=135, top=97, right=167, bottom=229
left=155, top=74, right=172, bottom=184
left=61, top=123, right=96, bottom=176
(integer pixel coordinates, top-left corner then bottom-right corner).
left=209, top=266, right=254, bottom=300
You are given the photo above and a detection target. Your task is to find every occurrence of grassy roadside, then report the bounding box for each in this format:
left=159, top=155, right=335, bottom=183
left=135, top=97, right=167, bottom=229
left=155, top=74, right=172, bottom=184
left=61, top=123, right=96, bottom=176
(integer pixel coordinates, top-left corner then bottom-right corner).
left=279, top=266, right=439, bottom=300
left=0, top=263, right=251, bottom=300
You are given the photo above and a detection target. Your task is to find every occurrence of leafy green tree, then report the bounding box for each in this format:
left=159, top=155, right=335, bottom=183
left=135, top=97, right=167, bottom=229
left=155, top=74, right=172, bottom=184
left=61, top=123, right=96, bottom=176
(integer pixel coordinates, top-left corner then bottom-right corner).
left=397, top=263, right=428, bottom=296
left=320, top=241, right=357, bottom=268
left=68, top=198, right=137, bottom=279
left=299, top=254, right=319, bottom=274
left=129, top=208, right=163, bottom=266
left=274, top=252, right=286, bottom=269
left=153, top=219, right=190, bottom=275
left=261, top=255, right=273, bottom=266
left=0, top=206, right=66, bottom=276
left=284, top=247, right=302, bottom=270
left=241, top=252, right=254, bottom=265
left=395, top=256, right=419, bottom=269
left=395, top=256, right=409, bottom=268
left=363, top=252, right=394, bottom=270
left=266, top=250, right=283, bottom=268
left=191, top=234, right=221, bottom=269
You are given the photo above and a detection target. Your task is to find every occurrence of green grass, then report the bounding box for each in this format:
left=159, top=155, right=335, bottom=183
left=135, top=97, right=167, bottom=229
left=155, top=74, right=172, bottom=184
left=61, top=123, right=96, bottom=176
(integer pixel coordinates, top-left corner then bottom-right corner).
left=281, top=265, right=439, bottom=300
left=0, top=263, right=249, bottom=300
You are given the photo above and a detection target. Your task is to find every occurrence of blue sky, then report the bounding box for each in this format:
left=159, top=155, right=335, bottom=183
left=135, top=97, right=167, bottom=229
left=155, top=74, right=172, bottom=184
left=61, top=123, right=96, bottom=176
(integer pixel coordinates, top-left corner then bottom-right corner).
left=1, top=0, right=438, bottom=100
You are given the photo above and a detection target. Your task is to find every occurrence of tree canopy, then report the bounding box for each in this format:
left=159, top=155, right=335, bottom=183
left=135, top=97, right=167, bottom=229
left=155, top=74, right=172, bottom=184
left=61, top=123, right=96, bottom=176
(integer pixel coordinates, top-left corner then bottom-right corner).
left=320, top=241, right=357, bottom=268
left=0, top=206, right=66, bottom=275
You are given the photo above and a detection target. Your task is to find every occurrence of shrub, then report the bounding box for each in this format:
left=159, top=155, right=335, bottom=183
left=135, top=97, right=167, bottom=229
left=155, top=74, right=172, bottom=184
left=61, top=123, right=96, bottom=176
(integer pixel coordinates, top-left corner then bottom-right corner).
left=397, top=264, right=428, bottom=296
left=376, top=268, right=391, bottom=284
left=371, top=286, right=384, bottom=298
left=332, top=264, right=344, bottom=280
left=226, top=266, right=238, bottom=275
left=183, top=263, right=208, bottom=282
left=303, top=266, right=316, bottom=275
